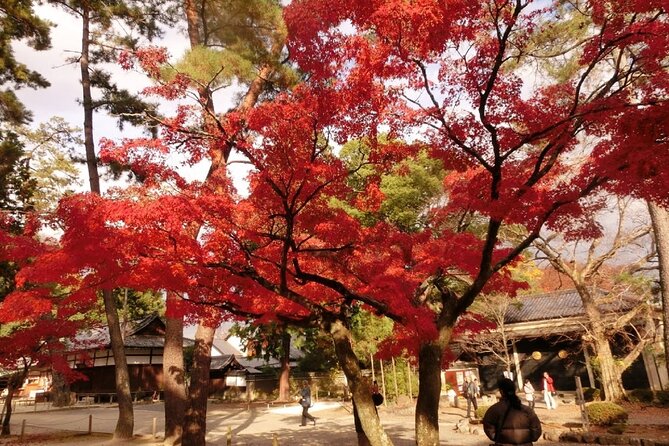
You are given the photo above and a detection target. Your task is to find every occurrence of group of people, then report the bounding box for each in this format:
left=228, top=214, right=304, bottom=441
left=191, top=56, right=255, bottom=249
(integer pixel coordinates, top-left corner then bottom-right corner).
left=522, top=371, right=557, bottom=410
left=462, top=371, right=557, bottom=446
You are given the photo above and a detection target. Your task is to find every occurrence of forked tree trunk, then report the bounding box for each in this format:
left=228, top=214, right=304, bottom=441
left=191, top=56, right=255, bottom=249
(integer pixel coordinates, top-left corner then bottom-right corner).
left=328, top=319, right=393, bottom=446
left=164, top=292, right=187, bottom=445
left=182, top=324, right=216, bottom=446
left=1, top=374, right=19, bottom=435
left=649, top=202, right=669, bottom=384
left=277, top=330, right=291, bottom=402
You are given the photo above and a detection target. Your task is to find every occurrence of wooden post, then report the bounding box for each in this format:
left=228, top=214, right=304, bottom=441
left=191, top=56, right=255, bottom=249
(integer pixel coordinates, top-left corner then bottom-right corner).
left=227, top=426, right=232, bottom=446
left=272, top=433, right=280, bottom=445
left=370, top=354, right=375, bottom=381
left=391, top=357, right=399, bottom=403
left=152, top=417, right=157, bottom=438
left=379, top=360, right=388, bottom=406
left=512, top=340, right=523, bottom=390
left=575, top=376, right=589, bottom=432
left=88, top=414, right=92, bottom=434
left=20, top=419, right=26, bottom=441
left=406, top=361, right=413, bottom=401
left=583, top=343, right=596, bottom=389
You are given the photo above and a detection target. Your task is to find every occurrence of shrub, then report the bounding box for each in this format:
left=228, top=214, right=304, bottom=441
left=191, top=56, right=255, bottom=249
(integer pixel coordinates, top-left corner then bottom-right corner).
left=585, top=402, right=628, bottom=426
left=476, top=405, right=490, bottom=419
left=582, top=387, right=601, bottom=402
left=655, top=390, right=669, bottom=407
left=626, top=388, right=654, bottom=404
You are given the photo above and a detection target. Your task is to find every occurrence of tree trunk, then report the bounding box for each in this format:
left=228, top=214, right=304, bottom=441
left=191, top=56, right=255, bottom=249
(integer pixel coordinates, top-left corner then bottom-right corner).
left=277, top=330, right=291, bottom=402
left=579, top=286, right=626, bottom=402
left=415, top=341, right=444, bottom=446
left=50, top=369, right=71, bottom=407
left=1, top=374, right=19, bottom=435
left=80, top=3, right=134, bottom=439
left=103, top=289, right=135, bottom=439
left=182, top=324, right=216, bottom=446
left=80, top=3, right=100, bottom=194
left=591, top=333, right=626, bottom=401
left=328, top=319, right=393, bottom=446
left=649, top=201, right=669, bottom=383
left=163, top=292, right=187, bottom=445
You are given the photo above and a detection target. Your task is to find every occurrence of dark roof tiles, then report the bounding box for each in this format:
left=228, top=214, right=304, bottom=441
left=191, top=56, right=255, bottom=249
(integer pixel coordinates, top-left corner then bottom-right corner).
left=505, top=289, right=640, bottom=324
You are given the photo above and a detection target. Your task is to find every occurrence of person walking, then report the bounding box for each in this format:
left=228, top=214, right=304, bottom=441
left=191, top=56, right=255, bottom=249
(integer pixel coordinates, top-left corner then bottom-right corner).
left=542, top=371, right=557, bottom=410
left=463, top=376, right=479, bottom=418
left=299, top=380, right=316, bottom=426
left=523, top=379, right=535, bottom=409
left=483, top=378, right=542, bottom=446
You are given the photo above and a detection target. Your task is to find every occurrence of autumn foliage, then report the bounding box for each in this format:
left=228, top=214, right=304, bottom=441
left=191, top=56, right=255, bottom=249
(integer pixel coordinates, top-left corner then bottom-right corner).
left=1, top=2, right=669, bottom=443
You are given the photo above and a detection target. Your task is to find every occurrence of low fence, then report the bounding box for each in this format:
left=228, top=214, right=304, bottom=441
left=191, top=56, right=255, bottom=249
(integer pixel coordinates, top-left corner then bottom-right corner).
left=8, top=412, right=161, bottom=442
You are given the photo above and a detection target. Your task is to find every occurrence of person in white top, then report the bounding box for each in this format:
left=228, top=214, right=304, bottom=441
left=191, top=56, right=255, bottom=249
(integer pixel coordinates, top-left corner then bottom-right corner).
left=523, top=379, right=535, bottom=409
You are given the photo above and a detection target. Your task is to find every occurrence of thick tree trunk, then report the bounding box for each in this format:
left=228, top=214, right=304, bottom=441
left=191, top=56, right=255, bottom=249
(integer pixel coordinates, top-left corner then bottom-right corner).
left=50, top=369, right=71, bottom=407
left=328, top=319, right=393, bottom=446
left=163, top=292, right=187, bottom=445
left=415, top=342, right=444, bottom=446
left=649, top=202, right=669, bottom=383
left=182, top=324, right=216, bottom=446
left=591, top=333, right=626, bottom=401
left=579, top=286, right=626, bottom=401
left=103, top=289, right=135, bottom=439
left=277, top=330, right=291, bottom=402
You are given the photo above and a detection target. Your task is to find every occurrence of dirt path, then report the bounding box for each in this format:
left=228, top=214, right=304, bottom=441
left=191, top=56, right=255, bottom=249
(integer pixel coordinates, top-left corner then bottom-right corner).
left=1, top=399, right=667, bottom=445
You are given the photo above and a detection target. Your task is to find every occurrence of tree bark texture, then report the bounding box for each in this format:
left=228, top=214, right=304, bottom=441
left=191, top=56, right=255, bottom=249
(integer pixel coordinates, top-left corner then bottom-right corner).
left=163, top=292, right=187, bottom=445
left=0, top=372, right=24, bottom=436
left=649, top=201, right=669, bottom=384
left=50, top=369, right=72, bottom=407
left=182, top=324, right=216, bottom=446
left=103, top=289, right=135, bottom=439
left=328, top=319, right=393, bottom=446
left=579, top=286, right=626, bottom=401
left=415, top=342, right=444, bottom=446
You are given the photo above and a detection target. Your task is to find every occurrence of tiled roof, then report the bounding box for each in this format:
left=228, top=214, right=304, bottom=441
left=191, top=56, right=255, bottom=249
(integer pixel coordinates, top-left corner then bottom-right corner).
left=504, top=289, right=640, bottom=324
left=210, top=354, right=246, bottom=371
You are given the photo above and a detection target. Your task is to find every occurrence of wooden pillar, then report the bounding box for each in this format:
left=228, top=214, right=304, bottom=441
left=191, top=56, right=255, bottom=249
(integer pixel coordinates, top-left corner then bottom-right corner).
left=391, top=357, right=399, bottom=402
left=583, top=343, right=596, bottom=388
left=512, top=340, right=523, bottom=390
left=370, top=354, right=375, bottom=381
left=406, top=361, right=413, bottom=401
left=379, top=360, right=387, bottom=406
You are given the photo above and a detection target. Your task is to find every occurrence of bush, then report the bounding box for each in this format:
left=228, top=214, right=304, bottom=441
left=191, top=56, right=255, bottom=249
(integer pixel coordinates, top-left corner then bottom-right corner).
left=582, top=387, right=601, bottom=402
left=655, top=390, right=669, bottom=407
left=585, top=402, right=628, bottom=426
left=626, top=388, right=654, bottom=404
left=476, top=405, right=490, bottom=419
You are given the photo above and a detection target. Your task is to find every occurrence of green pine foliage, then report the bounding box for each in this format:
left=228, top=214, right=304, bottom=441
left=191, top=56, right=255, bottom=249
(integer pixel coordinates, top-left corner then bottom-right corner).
left=337, top=138, right=445, bottom=232
left=0, top=0, right=51, bottom=126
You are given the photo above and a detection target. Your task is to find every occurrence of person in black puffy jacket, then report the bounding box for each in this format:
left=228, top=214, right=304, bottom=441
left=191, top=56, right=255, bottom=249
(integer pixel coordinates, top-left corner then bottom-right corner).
left=483, top=378, right=542, bottom=446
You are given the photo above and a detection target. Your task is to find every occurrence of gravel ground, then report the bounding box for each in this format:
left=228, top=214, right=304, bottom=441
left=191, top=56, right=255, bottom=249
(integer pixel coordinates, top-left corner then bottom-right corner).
left=1, top=398, right=667, bottom=445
